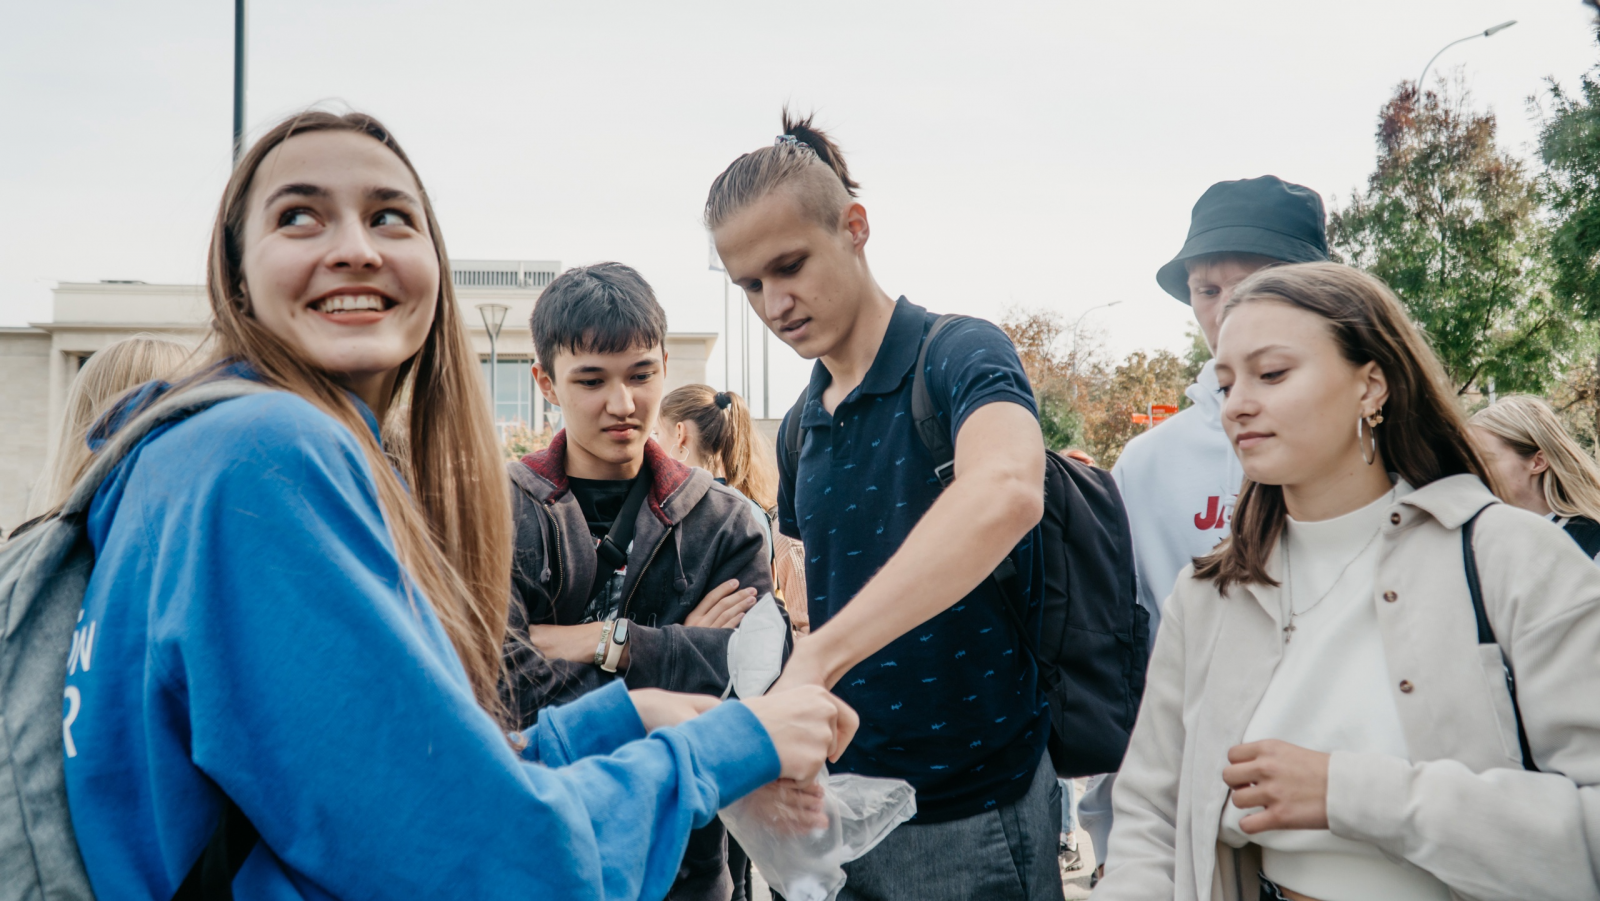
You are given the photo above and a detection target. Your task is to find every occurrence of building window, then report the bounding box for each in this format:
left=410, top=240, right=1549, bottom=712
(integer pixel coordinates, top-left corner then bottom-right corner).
left=481, top=357, right=536, bottom=427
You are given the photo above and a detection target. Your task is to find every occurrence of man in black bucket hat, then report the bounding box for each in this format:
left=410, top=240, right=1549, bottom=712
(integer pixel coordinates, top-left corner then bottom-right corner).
left=1076, top=175, right=1328, bottom=876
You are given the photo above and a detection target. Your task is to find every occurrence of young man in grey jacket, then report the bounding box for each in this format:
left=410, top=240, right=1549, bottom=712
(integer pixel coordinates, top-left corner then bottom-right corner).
left=503, top=262, right=785, bottom=901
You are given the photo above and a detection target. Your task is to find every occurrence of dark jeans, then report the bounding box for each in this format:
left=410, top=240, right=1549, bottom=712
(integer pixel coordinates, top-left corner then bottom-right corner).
left=838, top=754, right=1064, bottom=901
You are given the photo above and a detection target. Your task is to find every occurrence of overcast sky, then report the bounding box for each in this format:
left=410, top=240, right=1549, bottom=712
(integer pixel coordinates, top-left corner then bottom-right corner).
left=4, top=1, right=1597, bottom=412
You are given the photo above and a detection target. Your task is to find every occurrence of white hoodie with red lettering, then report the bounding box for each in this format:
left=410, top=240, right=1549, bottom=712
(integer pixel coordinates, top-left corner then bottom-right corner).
left=1111, top=359, right=1242, bottom=648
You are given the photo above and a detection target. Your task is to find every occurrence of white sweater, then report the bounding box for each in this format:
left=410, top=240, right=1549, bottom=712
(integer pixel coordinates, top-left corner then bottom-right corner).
left=1112, top=360, right=1242, bottom=645
left=1219, top=482, right=1450, bottom=901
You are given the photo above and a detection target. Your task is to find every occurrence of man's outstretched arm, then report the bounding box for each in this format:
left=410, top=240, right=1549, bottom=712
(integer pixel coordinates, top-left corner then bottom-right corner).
left=772, top=401, right=1044, bottom=691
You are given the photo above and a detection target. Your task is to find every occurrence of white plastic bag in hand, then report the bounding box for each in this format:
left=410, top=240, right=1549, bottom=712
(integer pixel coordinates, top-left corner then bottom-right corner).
left=720, top=594, right=918, bottom=900
left=723, top=592, right=786, bottom=699
left=722, top=768, right=916, bottom=901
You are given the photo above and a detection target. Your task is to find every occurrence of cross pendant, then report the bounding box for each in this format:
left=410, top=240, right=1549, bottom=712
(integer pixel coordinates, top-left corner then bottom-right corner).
left=1283, top=623, right=1296, bottom=643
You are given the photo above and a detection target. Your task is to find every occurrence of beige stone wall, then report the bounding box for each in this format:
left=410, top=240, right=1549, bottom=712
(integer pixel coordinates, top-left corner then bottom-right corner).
left=0, top=330, right=53, bottom=531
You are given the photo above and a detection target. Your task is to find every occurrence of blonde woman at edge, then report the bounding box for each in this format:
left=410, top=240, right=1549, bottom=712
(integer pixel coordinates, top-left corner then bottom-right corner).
left=659, top=384, right=811, bottom=633
left=21, top=334, right=191, bottom=523
left=1471, top=395, right=1600, bottom=564
left=1095, top=262, right=1600, bottom=901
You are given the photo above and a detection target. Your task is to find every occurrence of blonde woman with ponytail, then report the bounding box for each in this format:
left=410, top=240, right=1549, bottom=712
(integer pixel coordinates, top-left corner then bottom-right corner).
left=659, top=384, right=812, bottom=632
left=60, top=110, right=854, bottom=901
left=1471, top=395, right=1600, bottom=562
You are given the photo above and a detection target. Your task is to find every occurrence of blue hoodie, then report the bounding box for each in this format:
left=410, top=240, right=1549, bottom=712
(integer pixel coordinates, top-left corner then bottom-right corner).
left=62, top=384, right=779, bottom=901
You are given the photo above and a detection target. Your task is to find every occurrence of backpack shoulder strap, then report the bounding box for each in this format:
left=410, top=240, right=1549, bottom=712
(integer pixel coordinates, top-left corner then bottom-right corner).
left=780, top=384, right=811, bottom=477
left=595, top=473, right=652, bottom=571
left=1462, top=506, right=1537, bottom=771
left=909, top=314, right=967, bottom=488
left=58, top=379, right=273, bottom=519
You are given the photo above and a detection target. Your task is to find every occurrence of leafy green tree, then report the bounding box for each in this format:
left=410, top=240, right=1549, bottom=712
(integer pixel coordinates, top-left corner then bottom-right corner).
left=1330, top=80, right=1568, bottom=395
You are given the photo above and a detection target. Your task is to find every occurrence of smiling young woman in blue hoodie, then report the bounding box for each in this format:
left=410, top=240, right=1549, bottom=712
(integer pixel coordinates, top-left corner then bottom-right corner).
left=60, top=110, right=854, bottom=901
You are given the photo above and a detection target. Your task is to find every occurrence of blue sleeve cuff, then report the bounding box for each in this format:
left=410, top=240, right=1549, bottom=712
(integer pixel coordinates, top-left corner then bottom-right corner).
left=672, top=700, right=781, bottom=807
left=952, top=389, right=1038, bottom=438
left=524, top=679, right=646, bottom=765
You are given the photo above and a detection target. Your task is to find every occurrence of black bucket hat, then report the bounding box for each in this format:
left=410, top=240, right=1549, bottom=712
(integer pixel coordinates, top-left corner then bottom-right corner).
left=1156, top=175, right=1329, bottom=304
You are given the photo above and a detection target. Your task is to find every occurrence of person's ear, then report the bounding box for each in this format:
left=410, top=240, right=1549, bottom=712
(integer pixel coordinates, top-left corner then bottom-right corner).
left=1359, top=362, right=1389, bottom=418
left=842, top=202, right=870, bottom=252
left=532, top=362, right=560, bottom=409
left=1530, top=450, right=1551, bottom=476
left=674, top=420, right=690, bottom=453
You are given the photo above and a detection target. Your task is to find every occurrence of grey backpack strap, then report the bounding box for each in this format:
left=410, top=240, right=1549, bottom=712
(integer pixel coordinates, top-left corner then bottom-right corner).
left=59, top=379, right=273, bottom=519
left=908, top=314, right=966, bottom=488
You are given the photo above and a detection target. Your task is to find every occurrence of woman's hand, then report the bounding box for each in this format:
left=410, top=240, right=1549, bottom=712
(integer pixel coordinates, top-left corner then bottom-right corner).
left=686, top=580, right=758, bottom=629
left=1223, top=739, right=1330, bottom=832
left=628, top=689, right=720, bottom=732
left=743, top=685, right=858, bottom=782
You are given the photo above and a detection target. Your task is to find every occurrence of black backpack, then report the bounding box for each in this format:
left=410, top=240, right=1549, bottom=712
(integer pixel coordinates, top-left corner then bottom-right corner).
left=780, top=314, right=1149, bottom=778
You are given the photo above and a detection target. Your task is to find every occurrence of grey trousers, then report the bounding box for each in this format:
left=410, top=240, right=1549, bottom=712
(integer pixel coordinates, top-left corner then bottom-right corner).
left=838, top=754, right=1065, bottom=901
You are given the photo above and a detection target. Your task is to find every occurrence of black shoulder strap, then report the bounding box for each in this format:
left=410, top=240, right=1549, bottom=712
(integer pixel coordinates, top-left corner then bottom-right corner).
left=1563, top=516, right=1600, bottom=559
left=1462, top=508, right=1537, bottom=771
left=909, top=314, right=966, bottom=488
left=171, top=797, right=258, bottom=900
left=781, top=385, right=810, bottom=477
left=596, top=473, right=652, bottom=572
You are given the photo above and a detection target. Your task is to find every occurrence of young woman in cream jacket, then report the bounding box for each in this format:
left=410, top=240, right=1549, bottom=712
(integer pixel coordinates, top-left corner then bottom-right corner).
left=1094, top=262, right=1600, bottom=901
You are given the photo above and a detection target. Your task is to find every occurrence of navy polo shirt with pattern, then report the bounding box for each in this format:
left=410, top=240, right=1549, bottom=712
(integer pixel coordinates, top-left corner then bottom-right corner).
left=776, top=297, right=1049, bottom=823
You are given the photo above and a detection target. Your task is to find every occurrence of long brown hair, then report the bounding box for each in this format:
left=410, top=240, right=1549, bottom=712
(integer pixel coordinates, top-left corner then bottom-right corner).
left=189, top=110, right=512, bottom=719
left=1193, top=262, right=1491, bottom=592
left=660, top=385, right=776, bottom=508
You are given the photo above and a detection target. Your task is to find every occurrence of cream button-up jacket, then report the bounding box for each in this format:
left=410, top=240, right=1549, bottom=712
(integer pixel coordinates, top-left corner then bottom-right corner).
left=1094, top=475, right=1600, bottom=901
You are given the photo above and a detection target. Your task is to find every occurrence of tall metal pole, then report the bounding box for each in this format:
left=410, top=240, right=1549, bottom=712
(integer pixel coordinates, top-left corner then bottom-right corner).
left=723, top=277, right=730, bottom=390
left=232, top=0, right=247, bottom=164
left=763, top=328, right=769, bottom=418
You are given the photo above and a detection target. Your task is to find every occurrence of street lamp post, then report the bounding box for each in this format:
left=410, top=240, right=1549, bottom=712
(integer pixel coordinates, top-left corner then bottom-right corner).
left=709, top=236, right=732, bottom=391
left=478, top=303, right=509, bottom=428
left=1418, top=20, right=1517, bottom=91
left=232, top=0, right=247, bottom=164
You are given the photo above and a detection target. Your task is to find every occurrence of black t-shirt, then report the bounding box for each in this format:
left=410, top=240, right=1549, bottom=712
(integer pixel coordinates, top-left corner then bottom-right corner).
left=568, top=475, right=642, bottom=622
left=568, top=476, right=637, bottom=539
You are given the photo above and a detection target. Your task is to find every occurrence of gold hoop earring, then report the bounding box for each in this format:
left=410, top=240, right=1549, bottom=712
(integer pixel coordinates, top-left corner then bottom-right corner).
left=1358, top=411, right=1381, bottom=465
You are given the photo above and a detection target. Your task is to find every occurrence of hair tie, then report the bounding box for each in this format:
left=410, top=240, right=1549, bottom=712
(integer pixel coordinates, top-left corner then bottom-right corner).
left=714, top=391, right=733, bottom=411
left=775, top=134, right=811, bottom=151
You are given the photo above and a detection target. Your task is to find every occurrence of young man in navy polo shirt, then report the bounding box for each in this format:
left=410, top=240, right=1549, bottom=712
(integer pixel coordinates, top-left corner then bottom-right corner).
left=707, top=114, right=1060, bottom=900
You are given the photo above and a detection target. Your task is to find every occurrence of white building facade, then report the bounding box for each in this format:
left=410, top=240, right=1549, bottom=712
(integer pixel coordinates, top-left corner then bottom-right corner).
left=0, top=260, right=716, bottom=531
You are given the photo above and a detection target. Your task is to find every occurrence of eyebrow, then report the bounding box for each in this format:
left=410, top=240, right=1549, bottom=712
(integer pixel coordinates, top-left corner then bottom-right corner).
left=763, top=249, right=806, bottom=272
left=1244, top=344, right=1290, bottom=362
left=570, top=358, right=660, bottom=374
left=368, top=186, right=419, bottom=205
left=262, top=183, right=327, bottom=207
left=261, top=183, right=420, bottom=208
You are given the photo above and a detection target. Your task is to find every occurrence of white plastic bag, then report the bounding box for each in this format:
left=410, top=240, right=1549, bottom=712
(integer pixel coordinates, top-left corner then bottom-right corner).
left=721, top=769, right=916, bottom=901
left=720, top=595, right=918, bottom=901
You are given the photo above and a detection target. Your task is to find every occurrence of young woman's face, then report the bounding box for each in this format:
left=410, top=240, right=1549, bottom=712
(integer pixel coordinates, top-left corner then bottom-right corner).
left=1214, top=300, right=1387, bottom=490
left=238, top=130, right=439, bottom=409
left=714, top=188, right=871, bottom=361
left=1469, top=427, right=1549, bottom=514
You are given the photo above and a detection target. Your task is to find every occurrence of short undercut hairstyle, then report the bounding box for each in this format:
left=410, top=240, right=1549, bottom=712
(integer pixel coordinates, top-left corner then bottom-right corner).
left=530, top=262, right=667, bottom=369
left=704, top=108, right=860, bottom=232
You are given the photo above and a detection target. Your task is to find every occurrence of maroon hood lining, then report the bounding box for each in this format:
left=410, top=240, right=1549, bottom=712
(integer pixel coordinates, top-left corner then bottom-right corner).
left=520, top=431, right=693, bottom=524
